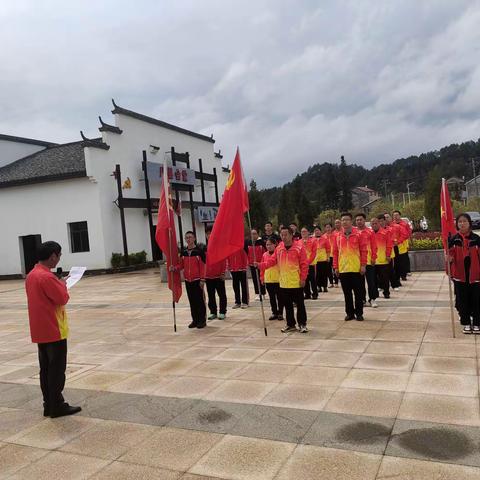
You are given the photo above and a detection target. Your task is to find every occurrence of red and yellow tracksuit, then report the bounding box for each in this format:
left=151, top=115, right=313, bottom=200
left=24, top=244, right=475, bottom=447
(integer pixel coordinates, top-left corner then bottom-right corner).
left=315, top=234, right=331, bottom=290
left=301, top=237, right=318, bottom=298
left=260, top=251, right=283, bottom=317
left=373, top=227, right=393, bottom=297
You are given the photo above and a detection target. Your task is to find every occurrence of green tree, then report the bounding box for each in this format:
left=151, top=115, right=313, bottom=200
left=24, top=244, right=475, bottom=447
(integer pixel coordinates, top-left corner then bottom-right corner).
left=315, top=209, right=340, bottom=227
left=424, top=167, right=442, bottom=230
left=297, top=193, right=314, bottom=228
left=338, top=155, right=353, bottom=211
left=402, top=199, right=425, bottom=228
left=319, top=164, right=340, bottom=210
left=277, top=186, right=295, bottom=227
left=248, top=179, right=267, bottom=231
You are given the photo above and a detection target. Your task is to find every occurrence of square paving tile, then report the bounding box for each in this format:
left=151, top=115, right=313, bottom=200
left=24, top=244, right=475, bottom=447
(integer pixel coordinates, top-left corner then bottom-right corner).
left=377, top=455, right=480, bottom=479
left=205, top=380, right=276, bottom=404
left=67, top=371, right=133, bottom=390
left=282, top=366, right=350, bottom=387
left=189, top=434, right=295, bottom=480
left=90, top=461, right=181, bottom=479
left=397, top=393, right=480, bottom=426
left=0, top=443, right=49, bottom=477
left=0, top=407, right=45, bottom=440
left=366, top=341, right=420, bottom=356
left=316, top=339, right=370, bottom=353
left=413, top=356, right=477, bottom=375
left=354, top=353, right=416, bottom=371
left=7, top=451, right=109, bottom=480
left=419, top=342, right=477, bottom=358
left=231, top=404, right=318, bottom=443
left=254, top=349, right=311, bottom=365
left=212, top=348, right=266, bottom=362
left=189, top=360, right=248, bottom=379
left=260, top=383, right=336, bottom=410
left=60, top=420, right=155, bottom=459
left=386, top=419, right=480, bottom=467
left=168, top=400, right=253, bottom=433
left=108, top=373, right=173, bottom=395
left=232, top=363, right=295, bottom=383
left=406, top=372, right=478, bottom=397
left=120, top=427, right=222, bottom=471
left=303, top=411, right=394, bottom=454
left=154, top=376, right=222, bottom=398
left=304, top=351, right=362, bottom=368
left=325, top=388, right=403, bottom=418
left=275, top=444, right=381, bottom=480
left=341, top=369, right=410, bottom=392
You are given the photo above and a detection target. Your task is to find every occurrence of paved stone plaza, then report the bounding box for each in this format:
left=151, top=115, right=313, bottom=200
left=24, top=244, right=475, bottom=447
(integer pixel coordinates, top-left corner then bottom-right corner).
left=1, top=270, right=480, bottom=479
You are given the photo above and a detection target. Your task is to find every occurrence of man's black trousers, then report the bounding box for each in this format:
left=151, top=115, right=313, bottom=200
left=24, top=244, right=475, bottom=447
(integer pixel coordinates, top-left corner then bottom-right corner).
left=316, top=261, right=330, bottom=290
left=304, top=265, right=317, bottom=298
left=206, top=278, right=227, bottom=315
left=280, top=287, right=307, bottom=327
left=250, top=266, right=266, bottom=295
left=339, top=272, right=364, bottom=317
left=266, top=282, right=283, bottom=316
left=231, top=271, right=248, bottom=305
left=38, top=339, right=67, bottom=412
left=185, top=280, right=206, bottom=325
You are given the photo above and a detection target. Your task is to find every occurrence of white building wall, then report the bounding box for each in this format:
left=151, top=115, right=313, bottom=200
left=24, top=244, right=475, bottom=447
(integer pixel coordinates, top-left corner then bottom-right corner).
left=0, top=140, right=47, bottom=168
left=0, top=178, right=105, bottom=275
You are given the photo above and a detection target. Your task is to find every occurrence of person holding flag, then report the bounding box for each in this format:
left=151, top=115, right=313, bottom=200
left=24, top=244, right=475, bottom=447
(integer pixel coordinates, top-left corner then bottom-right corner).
left=447, top=213, right=480, bottom=334
left=260, top=238, right=284, bottom=321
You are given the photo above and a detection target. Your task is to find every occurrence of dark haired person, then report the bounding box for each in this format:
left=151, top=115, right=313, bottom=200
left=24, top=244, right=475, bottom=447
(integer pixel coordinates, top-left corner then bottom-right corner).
left=384, top=213, right=402, bottom=291
left=289, top=222, right=302, bottom=240
left=324, top=223, right=337, bottom=288
left=448, top=213, right=480, bottom=334
left=355, top=213, right=378, bottom=307
left=301, top=227, right=318, bottom=299
left=333, top=213, right=368, bottom=321
left=262, top=221, right=281, bottom=243
left=245, top=229, right=266, bottom=301
left=171, top=231, right=207, bottom=328
left=392, top=210, right=412, bottom=281
left=371, top=216, right=392, bottom=299
left=205, top=227, right=227, bottom=321
left=260, top=238, right=284, bottom=320
left=25, top=241, right=81, bottom=418
left=259, top=226, right=309, bottom=333
left=228, top=248, right=249, bottom=308
left=314, top=225, right=331, bottom=293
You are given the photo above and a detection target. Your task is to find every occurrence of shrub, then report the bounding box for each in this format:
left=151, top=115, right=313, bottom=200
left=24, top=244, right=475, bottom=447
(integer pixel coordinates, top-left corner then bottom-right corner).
left=110, top=250, right=148, bottom=268
left=410, top=238, right=443, bottom=251
left=412, top=231, right=442, bottom=240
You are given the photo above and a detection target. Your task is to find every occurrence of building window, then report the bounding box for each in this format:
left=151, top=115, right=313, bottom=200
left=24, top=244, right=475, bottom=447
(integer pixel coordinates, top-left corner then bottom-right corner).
left=68, top=221, right=90, bottom=253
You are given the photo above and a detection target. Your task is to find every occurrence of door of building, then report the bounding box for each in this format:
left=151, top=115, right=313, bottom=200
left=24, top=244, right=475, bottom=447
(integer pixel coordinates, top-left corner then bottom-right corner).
left=151, top=226, right=162, bottom=261
left=21, top=234, right=42, bottom=274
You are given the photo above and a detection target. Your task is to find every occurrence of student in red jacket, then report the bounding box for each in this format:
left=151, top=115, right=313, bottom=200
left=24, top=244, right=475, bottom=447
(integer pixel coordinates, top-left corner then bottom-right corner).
left=393, top=210, right=412, bottom=281
left=333, top=213, right=368, bottom=321
left=448, top=213, right=480, bottom=334
left=259, top=226, right=309, bottom=333
left=205, top=227, right=227, bottom=320
left=323, top=223, right=336, bottom=287
left=355, top=213, right=378, bottom=308
left=244, top=229, right=266, bottom=300
left=172, top=231, right=207, bottom=328
left=384, top=212, right=402, bottom=290
left=228, top=248, right=249, bottom=309
left=371, top=216, right=393, bottom=299
left=25, top=241, right=81, bottom=418
left=260, top=238, right=284, bottom=321
left=300, top=227, right=318, bottom=299
left=314, top=225, right=331, bottom=293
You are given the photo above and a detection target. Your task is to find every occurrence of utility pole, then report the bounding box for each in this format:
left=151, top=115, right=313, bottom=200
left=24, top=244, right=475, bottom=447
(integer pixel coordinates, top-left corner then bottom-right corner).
left=406, top=182, right=414, bottom=204
left=402, top=193, right=406, bottom=207
left=391, top=192, right=395, bottom=207
left=381, top=179, right=389, bottom=199
left=472, top=157, right=480, bottom=198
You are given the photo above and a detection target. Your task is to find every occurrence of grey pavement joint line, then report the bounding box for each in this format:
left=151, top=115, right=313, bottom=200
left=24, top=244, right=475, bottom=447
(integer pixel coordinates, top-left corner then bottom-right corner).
left=2, top=381, right=480, bottom=469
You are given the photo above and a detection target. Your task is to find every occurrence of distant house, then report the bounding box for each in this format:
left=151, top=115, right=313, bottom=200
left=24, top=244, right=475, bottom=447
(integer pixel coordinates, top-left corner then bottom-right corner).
left=351, top=185, right=380, bottom=211
left=464, top=176, right=480, bottom=200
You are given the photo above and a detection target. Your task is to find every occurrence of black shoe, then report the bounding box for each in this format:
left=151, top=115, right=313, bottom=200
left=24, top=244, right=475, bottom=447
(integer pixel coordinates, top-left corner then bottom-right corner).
left=312, top=296, right=318, bottom=300
left=269, top=315, right=278, bottom=321
left=356, top=315, right=364, bottom=321
left=383, top=294, right=390, bottom=299
left=304, top=295, right=311, bottom=300
left=344, top=315, right=355, bottom=321
left=323, top=287, right=328, bottom=293
left=197, top=323, right=206, bottom=329
left=188, top=321, right=197, bottom=328
left=43, top=403, right=49, bottom=417
left=277, top=315, right=284, bottom=321
left=281, top=325, right=297, bottom=333
left=50, top=403, right=82, bottom=419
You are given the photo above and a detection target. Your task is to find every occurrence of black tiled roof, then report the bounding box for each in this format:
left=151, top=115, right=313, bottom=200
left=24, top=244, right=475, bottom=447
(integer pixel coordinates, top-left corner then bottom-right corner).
left=111, top=100, right=215, bottom=144
left=0, top=133, right=57, bottom=147
left=0, top=141, right=87, bottom=188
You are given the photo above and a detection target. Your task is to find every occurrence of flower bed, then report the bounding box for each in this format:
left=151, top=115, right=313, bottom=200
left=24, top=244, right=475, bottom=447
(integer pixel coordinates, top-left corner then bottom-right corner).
left=410, top=237, right=443, bottom=251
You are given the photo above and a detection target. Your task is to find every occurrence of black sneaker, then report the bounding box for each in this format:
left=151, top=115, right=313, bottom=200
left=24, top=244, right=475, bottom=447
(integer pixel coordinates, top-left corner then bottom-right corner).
left=356, top=315, right=364, bottom=321
left=281, top=325, right=297, bottom=333
left=277, top=315, right=284, bottom=321
left=304, top=295, right=311, bottom=300
left=383, top=294, right=390, bottom=299
left=344, top=315, right=355, bottom=321
left=50, top=403, right=82, bottom=419
left=323, top=287, right=328, bottom=293
left=188, top=322, right=197, bottom=328
left=43, top=403, right=49, bottom=417
left=312, top=295, right=318, bottom=300
left=197, top=323, right=207, bottom=329
left=268, top=315, right=278, bottom=321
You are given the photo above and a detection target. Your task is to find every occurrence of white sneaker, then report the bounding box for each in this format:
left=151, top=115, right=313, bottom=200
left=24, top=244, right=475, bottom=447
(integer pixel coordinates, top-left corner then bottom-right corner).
left=369, top=300, right=378, bottom=308
left=463, top=325, right=472, bottom=334
left=393, top=288, right=400, bottom=292
left=255, top=295, right=260, bottom=301
left=241, top=303, right=249, bottom=309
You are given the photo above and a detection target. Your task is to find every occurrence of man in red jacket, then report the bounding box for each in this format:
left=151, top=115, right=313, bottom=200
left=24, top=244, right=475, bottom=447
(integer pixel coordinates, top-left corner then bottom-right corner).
left=172, top=231, right=207, bottom=328
left=244, top=229, right=266, bottom=300
left=25, top=241, right=81, bottom=418
left=205, top=227, right=227, bottom=320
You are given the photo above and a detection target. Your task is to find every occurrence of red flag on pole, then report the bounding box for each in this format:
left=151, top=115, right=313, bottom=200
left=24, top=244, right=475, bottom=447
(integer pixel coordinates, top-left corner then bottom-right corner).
left=155, top=165, right=182, bottom=303
left=207, top=148, right=249, bottom=266
left=440, top=178, right=456, bottom=253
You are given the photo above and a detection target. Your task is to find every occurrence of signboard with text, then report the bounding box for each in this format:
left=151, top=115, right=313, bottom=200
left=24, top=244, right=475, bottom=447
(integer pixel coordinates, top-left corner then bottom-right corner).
left=147, top=161, right=195, bottom=186
left=197, top=206, right=218, bottom=223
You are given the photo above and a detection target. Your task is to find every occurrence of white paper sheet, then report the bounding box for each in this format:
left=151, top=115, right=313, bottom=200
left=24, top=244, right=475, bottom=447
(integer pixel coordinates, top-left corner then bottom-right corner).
left=66, top=266, right=87, bottom=289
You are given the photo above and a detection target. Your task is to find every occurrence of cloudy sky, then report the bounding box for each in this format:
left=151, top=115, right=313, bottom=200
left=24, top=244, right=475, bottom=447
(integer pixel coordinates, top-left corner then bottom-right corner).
left=1, top=0, right=479, bottom=187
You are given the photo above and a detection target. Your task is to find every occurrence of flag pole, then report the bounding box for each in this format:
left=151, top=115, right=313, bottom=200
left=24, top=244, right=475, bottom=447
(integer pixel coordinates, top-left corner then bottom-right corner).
left=164, top=156, right=177, bottom=333
left=442, top=178, right=456, bottom=338
left=246, top=211, right=268, bottom=337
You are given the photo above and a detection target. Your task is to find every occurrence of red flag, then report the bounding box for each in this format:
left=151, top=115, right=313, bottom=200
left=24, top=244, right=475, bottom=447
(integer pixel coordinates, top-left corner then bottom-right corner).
left=155, top=166, right=182, bottom=302
left=207, top=148, right=249, bottom=265
left=440, top=178, right=456, bottom=252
